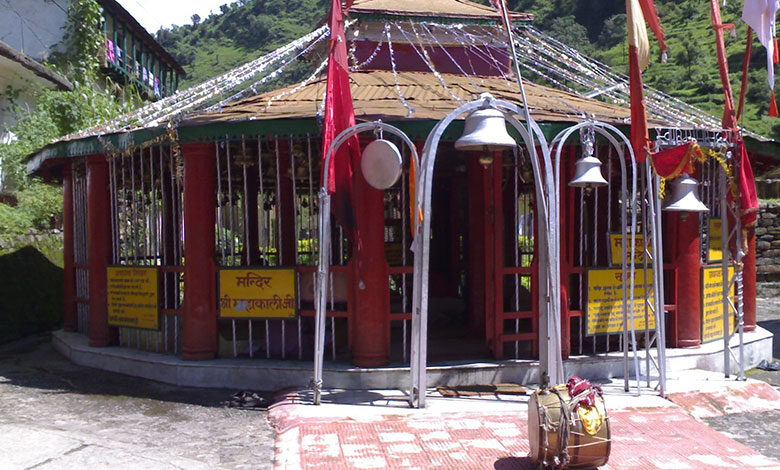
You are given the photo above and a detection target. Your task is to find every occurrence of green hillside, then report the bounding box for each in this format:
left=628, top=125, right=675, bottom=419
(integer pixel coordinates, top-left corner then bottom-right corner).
left=156, top=0, right=780, bottom=140
left=156, top=0, right=329, bottom=87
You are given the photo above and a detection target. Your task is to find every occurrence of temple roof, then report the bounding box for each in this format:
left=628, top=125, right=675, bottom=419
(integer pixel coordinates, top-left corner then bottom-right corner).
left=183, top=70, right=647, bottom=127
left=348, top=0, right=533, bottom=22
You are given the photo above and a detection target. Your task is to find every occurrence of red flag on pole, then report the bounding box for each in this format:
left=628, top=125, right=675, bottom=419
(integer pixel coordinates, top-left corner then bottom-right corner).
left=322, top=0, right=360, bottom=235
left=638, top=0, right=668, bottom=60
left=627, top=0, right=651, bottom=162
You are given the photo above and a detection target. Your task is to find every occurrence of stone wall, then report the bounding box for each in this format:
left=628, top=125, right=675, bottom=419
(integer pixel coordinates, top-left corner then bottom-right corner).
left=756, top=202, right=780, bottom=280
left=0, top=229, right=62, bottom=253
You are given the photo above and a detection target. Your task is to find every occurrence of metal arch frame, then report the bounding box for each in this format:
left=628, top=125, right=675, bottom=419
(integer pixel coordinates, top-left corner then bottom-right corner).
left=312, top=121, right=420, bottom=405
left=409, top=93, right=560, bottom=409
left=550, top=121, right=666, bottom=395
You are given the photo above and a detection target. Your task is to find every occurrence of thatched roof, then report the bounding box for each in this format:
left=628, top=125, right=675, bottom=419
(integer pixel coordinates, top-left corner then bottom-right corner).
left=184, top=70, right=642, bottom=127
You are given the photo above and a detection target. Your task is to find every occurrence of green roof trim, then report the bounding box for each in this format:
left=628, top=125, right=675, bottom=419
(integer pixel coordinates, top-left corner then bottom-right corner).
left=30, top=116, right=777, bottom=174
left=27, top=118, right=587, bottom=170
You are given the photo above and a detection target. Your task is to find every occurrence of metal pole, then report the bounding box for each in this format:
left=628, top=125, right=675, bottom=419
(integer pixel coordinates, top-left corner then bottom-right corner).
left=414, top=96, right=553, bottom=405
left=720, top=168, right=731, bottom=377
left=313, top=122, right=418, bottom=405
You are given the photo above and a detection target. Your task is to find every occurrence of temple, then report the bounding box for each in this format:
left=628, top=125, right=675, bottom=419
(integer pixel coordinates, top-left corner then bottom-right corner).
left=27, top=0, right=774, bottom=390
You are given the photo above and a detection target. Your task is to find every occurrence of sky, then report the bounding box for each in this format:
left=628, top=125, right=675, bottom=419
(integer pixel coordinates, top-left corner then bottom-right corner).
left=117, top=0, right=232, bottom=34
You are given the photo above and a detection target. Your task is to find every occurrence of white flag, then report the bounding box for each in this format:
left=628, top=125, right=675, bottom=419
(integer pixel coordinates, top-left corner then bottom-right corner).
left=743, top=0, right=780, bottom=89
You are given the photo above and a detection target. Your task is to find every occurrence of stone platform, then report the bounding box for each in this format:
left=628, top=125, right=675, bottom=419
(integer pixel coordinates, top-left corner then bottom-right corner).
left=52, top=327, right=773, bottom=391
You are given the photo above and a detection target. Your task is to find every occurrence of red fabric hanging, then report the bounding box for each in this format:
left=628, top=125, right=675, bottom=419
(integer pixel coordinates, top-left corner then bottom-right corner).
left=738, top=142, right=759, bottom=226
left=770, top=90, right=779, bottom=117
left=628, top=45, right=650, bottom=162
left=321, top=0, right=360, bottom=236
left=651, top=142, right=700, bottom=178
left=638, top=0, right=667, bottom=55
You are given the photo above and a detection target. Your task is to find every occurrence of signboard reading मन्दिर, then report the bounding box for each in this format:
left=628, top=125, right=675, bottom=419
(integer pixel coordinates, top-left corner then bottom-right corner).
left=586, top=268, right=655, bottom=336
left=107, top=267, right=159, bottom=330
left=701, top=265, right=736, bottom=343
left=609, top=233, right=649, bottom=265
left=219, top=269, right=297, bottom=319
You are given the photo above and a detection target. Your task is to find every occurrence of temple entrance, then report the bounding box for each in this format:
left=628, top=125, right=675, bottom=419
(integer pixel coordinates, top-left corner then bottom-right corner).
left=425, top=149, right=488, bottom=361
left=409, top=146, right=538, bottom=362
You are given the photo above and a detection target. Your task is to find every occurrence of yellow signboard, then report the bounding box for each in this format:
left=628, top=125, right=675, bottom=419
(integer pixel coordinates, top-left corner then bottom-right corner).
left=708, top=219, right=723, bottom=263
left=586, top=268, right=656, bottom=336
left=702, top=265, right=736, bottom=343
left=219, top=268, right=297, bottom=319
left=609, top=233, right=648, bottom=265
left=107, top=266, right=159, bottom=330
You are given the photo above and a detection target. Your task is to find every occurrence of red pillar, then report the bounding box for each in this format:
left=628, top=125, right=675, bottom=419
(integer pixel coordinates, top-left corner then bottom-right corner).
left=674, top=213, right=702, bottom=347
left=62, top=162, right=76, bottom=332
left=743, top=226, right=757, bottom=331
left=351, top=164, right=390, bottom=367
left=86, top=155, right=113, bottom=347
left=182, top=143, right=217, bottom=360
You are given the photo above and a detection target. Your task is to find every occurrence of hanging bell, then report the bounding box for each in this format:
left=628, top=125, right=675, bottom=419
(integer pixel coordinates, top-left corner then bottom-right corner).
left=454, top=108, right=517, bottom=152
left=662, top=173, right=709, bottom=213
left=569, top=155, right=608, bottom=187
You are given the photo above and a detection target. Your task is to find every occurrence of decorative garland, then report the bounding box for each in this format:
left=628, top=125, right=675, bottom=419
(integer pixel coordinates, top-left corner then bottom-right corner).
left=651, top=141, right=737, bottom=201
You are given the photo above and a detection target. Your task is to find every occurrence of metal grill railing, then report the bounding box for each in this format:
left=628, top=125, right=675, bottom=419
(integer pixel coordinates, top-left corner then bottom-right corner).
left=500, top=147, right=536, bottom=359
left=72, top=161, right=89, bottom=335
left=109, top=145, right=184, bottom=353
left=215, top=135, right=351, bottom=361
left=384, top=139, right=415, bottom=363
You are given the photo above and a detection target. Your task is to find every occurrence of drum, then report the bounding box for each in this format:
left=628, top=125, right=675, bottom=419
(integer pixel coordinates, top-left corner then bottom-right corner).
left=528, top=385, right=611, bottom=469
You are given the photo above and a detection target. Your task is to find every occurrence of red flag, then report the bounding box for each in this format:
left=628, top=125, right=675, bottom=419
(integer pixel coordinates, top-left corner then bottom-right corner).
left=322, top=0, right=360, bottom=235
left=628, top=44, right=650, bottom=162
left=627, top=0, right=650, bottom=161
left=638, top=0, right=667, bottom=58
left=737, top=141, right=759, bottom=226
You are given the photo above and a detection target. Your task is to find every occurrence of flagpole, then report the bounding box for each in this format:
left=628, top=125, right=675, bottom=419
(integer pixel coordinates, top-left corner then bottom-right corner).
left=709, top=0, right=739, bottom=131
left=496, top=1, right=563, bottom=386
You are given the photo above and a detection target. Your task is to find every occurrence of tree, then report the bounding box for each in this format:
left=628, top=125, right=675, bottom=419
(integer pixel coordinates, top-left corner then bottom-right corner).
left=191, top=14, right=201, bottom=26
left=675, top=40, right=699, bottom=74
left=547, top=15, right=592, bottom=54
left=597, top=14, right=626, bottom=48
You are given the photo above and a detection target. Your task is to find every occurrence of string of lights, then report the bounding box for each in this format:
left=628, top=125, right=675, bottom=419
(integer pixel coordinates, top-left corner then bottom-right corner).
left=62, top=25, right=330, bottom=140
left=385, top=26, right=416, bottom=117
left=49, top=14, right=765, bottom=152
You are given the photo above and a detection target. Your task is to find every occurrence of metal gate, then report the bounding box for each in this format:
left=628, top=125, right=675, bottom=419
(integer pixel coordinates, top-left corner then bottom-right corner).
left=108, top=145, right=184, bottom=353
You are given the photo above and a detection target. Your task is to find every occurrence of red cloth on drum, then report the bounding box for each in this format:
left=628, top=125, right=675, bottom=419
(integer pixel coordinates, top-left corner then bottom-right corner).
left=567, top=376, right=601, bottom=410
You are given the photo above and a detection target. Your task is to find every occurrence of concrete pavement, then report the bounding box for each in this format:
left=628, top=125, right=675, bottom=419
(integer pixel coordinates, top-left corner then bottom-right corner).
left=0, top=335, right=275, bottom=469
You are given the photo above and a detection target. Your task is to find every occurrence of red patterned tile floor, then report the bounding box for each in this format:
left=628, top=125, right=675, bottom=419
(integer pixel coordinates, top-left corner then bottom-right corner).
left=272, top=405, right=779, bottom=469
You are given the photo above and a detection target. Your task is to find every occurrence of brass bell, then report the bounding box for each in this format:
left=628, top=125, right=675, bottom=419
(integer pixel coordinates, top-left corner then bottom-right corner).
left=455, top=108, right=517, bottom=152
left=662, top=173, right=708, bottom=213
left=569, top=132, right=607, bottom=188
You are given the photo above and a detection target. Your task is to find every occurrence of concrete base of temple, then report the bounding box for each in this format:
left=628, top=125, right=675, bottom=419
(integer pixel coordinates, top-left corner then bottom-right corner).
left=52, top=328, right=773, bottom=391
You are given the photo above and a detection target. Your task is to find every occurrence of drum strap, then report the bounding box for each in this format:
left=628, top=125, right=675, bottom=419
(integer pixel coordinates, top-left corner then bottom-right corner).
left=550, top=389, right=571, bottom=469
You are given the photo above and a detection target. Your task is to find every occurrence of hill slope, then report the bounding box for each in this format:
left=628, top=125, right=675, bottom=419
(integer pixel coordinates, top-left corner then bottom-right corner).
left=156, top=0, right=780, bottom=140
